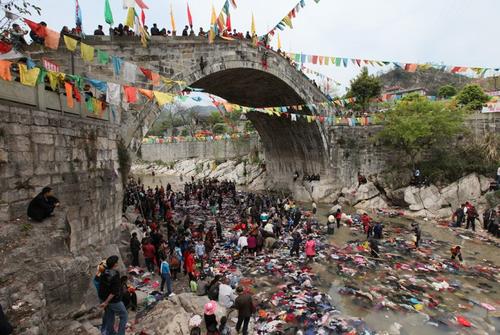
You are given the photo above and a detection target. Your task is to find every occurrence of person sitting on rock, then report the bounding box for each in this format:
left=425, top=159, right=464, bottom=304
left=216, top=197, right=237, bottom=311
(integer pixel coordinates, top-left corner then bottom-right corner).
left=27, top=186, right=59, bottom=222
left=357, top=172, right=367, bottom=186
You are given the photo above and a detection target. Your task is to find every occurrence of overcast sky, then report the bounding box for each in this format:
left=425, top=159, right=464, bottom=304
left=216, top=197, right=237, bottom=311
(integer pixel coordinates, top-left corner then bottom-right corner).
left=22, top=0, right=500, bottom=94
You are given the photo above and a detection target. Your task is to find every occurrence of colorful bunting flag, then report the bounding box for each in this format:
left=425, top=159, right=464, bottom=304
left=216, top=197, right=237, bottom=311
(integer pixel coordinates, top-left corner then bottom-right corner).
left=65, top=82, right=74, bottom=108
left=97, top=50, right=109, bottom=65
left=125, top=7, right=135, bottom=27
left=19, top=63, right=40, bottom=87
left=153, top=91, right=174, bottom=106
left=124, top=86, right=138, bottom=103
left=135, top=0, right=149, bottom=9
left=104, top=0, right=114, bottom=25
left=187, top=2, right=193, bottom=27
left=0, top=60, right=12, bottom=81
left=81, top=43, right=95, bottom=63
left=44, top=28, right=60, bottom=50
left=64, top=35, right=78, bottom=51
left=170, top=4, right=176, bottom=32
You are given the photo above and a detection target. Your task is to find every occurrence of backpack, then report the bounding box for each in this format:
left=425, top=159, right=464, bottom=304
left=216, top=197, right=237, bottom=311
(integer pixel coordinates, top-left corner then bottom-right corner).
left=169, top=254, right=180, bottom=269
left=98, top=269, right=116, bottom=301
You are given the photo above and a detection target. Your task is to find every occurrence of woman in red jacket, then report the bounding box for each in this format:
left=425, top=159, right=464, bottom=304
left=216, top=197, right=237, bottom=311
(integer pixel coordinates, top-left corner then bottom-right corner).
left=184, top=248, right=196, bottom=285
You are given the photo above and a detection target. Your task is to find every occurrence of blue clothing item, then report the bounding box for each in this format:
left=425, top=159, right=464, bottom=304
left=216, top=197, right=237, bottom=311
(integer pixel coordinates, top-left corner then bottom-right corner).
left=103, top=301, right=128, bottom=335
left=111, top=56, right=123, bottom=76
left=86, top=79, right=108, bottom=92
left=160, top=261, right=170, bottom=275
left=161, top=272, right=173, bottom=294
left=195, top=243, right=205, bottom=258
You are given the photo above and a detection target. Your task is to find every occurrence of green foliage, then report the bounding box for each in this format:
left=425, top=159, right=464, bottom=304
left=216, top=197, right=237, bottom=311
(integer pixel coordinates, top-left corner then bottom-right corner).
left=244, top=121, right=255, bottom=132
left=419, top=136, right=500, bottom=184
left=377, top=95, right=465, bottom=166
left=456, top=84, right=489, bottom=110
left=212, top=123, right=228, bottom=135
left=347, top=67, right=382, bottom=112
left=437, top=85, right=457, bottom=99
left=180, top=128, right=189, bottom=136
left=207, top=111, right=224, bottom=125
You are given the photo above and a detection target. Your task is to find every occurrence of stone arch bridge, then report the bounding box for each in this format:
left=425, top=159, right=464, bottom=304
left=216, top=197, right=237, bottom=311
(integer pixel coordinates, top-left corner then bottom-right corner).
left=0, top=36, right=339, bottom=251
left=48, top=36, right=332, bottom=181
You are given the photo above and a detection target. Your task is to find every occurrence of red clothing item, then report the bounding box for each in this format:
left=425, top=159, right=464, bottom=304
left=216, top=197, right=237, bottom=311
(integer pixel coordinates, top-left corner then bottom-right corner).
left=142, top=243, right=156, bottom=259
left=184, top=252, right=195, bottom=273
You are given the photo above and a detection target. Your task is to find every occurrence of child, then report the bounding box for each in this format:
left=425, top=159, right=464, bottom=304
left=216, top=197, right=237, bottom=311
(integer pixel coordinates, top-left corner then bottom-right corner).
left=219, top=316, right=230, bottom=335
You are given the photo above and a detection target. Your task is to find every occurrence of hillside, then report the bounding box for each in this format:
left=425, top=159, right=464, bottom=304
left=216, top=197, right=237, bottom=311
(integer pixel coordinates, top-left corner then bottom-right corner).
left=378, top=67, right=473, bottom=96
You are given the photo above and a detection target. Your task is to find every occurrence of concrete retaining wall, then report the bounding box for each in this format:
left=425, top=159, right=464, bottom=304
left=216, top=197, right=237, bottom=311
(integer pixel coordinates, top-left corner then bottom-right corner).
left=140, top=136, right=260, bottom=162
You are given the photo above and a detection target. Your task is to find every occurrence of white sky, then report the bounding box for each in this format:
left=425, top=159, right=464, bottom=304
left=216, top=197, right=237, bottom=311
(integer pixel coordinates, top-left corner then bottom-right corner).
left=22, top=0, right=500, bottom=94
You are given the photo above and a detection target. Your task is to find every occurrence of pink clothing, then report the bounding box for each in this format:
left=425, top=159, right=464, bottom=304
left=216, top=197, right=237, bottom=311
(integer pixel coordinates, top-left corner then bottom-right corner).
left=247, top=235, right=257, bottom=249
left=305, top=240, right=316, bottom=256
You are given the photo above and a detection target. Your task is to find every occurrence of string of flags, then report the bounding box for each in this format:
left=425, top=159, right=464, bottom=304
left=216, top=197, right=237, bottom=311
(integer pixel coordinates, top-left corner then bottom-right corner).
left=142, top=131, right=256, bottom=145
left=266, top=0, right=321, bottom=38
left=285, top=51, right=499, bottom=78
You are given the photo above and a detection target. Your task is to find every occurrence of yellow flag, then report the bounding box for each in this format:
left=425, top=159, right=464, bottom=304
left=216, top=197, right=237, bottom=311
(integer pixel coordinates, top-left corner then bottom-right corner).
left=170, top=4, right=176, bottom=32
left=153, top=91, right=174, bottom=106
left=64, top=35, right=78, bottom=52
left=19, top=64, right=40, bottom=87
left=125, top=7, right=135, bottom=27
left=80, top=43, right=95, bottom=63
left=251, top=13, right=256, bottom=35
left=277, top=33, right=282, bottom=50
left=47, top=71, right=65, bottom=91
left=209, top=5, right=217, bottom=44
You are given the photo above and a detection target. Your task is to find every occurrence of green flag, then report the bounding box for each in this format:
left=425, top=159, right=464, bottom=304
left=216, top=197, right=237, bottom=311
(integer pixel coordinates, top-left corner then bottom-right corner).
left=105, top=0, right=114, bottom=25
left=97, top=50, right=109, bottom=65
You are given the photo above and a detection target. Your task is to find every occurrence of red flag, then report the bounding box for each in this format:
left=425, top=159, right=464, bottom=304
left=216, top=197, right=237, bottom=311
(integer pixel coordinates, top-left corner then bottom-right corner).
left=124, top=86, right=138, bottom=103
left=140, top=67, right=152, bottom=79
left=226, top=13, right=231, bottom=31
left=24, top=19, right=47, bottom=37
left=187, top=2, right=193, bottom=27
left=135, top=0, right=149, bottom=9
left=141, top=9, right=146, bottom=25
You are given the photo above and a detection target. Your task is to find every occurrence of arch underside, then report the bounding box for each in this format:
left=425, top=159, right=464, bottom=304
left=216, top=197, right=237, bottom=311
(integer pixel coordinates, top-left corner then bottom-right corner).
left=192, top=68, right=327, bottom=186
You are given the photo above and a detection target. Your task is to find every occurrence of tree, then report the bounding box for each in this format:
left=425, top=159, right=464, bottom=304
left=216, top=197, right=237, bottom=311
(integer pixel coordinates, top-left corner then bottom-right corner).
left=377, top=95, right=465, bottom=167
left=456, top=84, right=489, bottom=110
left=347, top=67, right=382, bottom=112
left=1, top=0, right=41, bottom=17
left=437, top=85, right=457, bottom=99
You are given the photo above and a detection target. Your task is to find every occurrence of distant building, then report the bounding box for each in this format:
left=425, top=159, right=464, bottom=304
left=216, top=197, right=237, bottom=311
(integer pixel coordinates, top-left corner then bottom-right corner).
left=381, top=86, right=428, bottom=101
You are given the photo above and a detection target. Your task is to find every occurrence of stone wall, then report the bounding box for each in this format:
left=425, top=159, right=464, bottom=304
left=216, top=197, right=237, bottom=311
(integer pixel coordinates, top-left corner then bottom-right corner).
left=140, top=136, right=260, bottom=162
left=0, top=80, right=122, bottom=252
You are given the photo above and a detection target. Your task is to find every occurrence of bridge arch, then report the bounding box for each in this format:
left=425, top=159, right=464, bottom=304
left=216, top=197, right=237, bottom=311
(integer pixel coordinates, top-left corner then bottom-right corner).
left=40, top=36, right=332, bottom=187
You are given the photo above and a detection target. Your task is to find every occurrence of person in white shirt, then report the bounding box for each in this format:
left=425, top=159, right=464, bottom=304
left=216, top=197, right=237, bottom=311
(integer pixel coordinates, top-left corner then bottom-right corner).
left=218, top=281, right=236, bottom=308
left=237, top=233, right=248, bottom=253
left=264, top=222, right=275, bottom=236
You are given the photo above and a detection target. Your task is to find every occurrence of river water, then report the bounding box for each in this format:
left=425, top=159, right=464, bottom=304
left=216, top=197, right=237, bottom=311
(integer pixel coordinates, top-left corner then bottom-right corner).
left=135, top=172, right=500, bottom=334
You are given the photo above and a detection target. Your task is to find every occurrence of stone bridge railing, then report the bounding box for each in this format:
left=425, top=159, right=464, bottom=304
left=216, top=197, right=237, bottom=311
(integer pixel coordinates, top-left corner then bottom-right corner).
left=0, top=80, right=112, bottom=122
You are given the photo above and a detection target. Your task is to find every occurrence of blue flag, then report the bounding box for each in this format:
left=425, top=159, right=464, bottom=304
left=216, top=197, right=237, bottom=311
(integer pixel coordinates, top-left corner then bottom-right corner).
left=75, top=0, right=83, bottom=27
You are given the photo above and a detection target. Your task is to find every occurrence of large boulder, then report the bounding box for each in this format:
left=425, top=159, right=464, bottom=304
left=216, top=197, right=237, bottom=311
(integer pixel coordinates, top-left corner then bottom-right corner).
left=386, top=188, right=408, bottom=207
left=354, top=182, right=380, bottom=203
left=479, top=175, right=493, bottom=193
left=404, top=186, right=424, bottom=211
left=440, top=182, right=459, bottom=208
left=420, top=185, right=442, bottom=212
left=311, top=179, right=340, bottom=203
left=354, top=196, right=388, bottom=210
left=457, top=173, right=482, bottom=204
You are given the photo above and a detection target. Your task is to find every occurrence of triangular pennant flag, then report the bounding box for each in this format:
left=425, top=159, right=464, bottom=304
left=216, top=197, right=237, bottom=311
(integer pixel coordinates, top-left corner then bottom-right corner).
left=153, top=91, right=174, bottom=106
left=139, top=88, right=153, bottom=99
left=65, top=82, right=74, bottom=108
left=135, top=0, right=149, bottom=9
